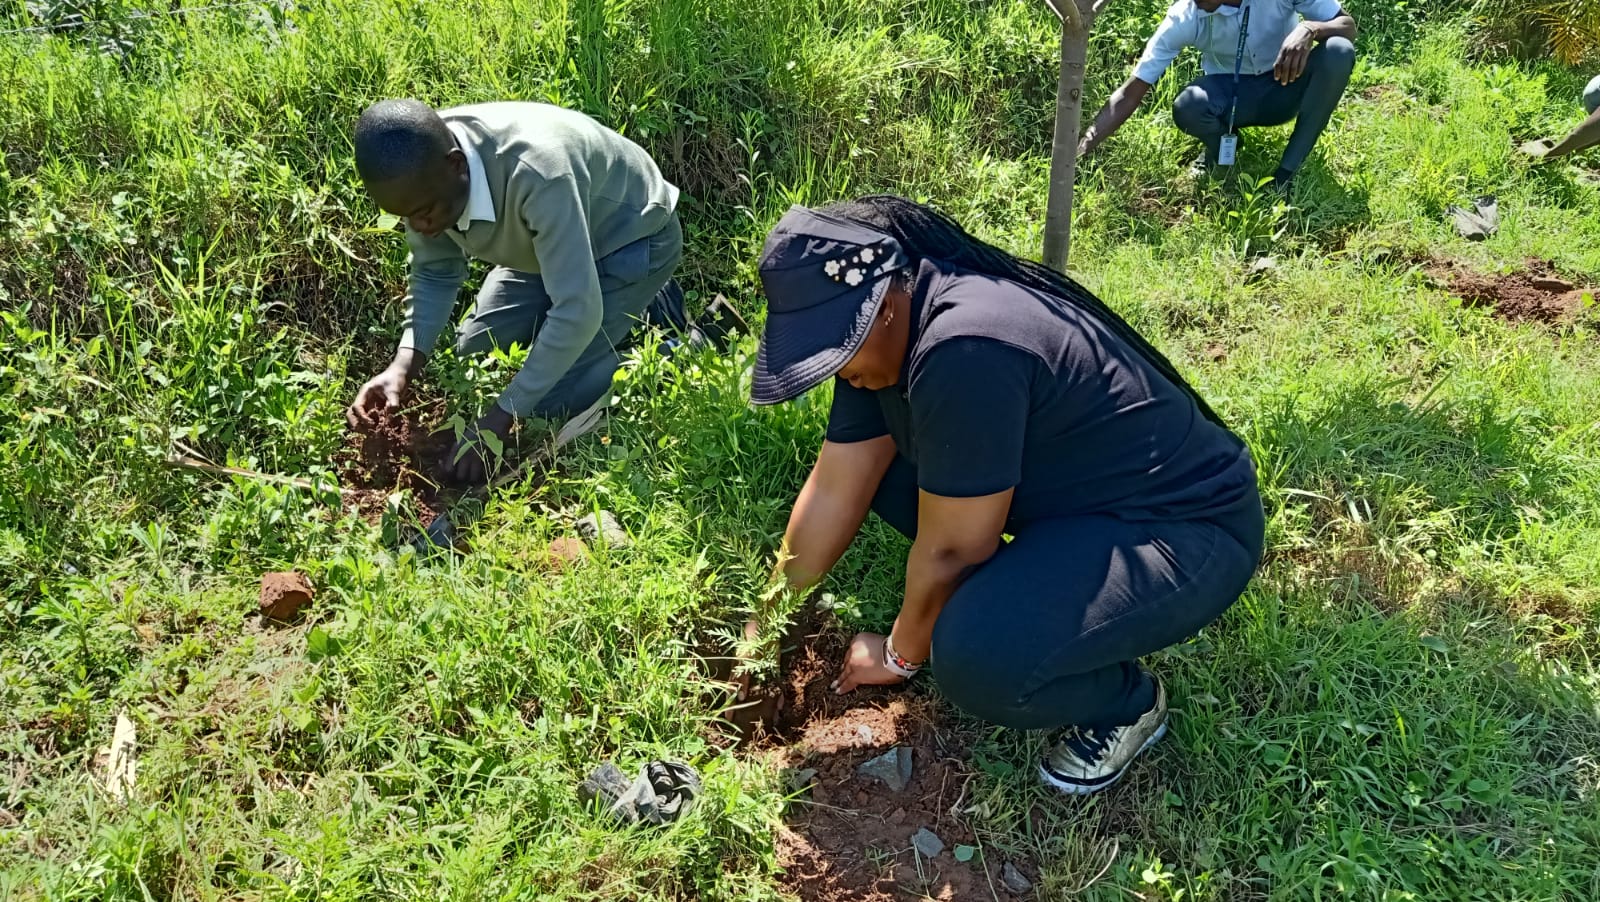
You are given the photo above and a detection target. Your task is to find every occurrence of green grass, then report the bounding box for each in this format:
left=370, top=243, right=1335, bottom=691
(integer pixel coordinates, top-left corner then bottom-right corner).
left=3, top=1, right=1599, bottom=899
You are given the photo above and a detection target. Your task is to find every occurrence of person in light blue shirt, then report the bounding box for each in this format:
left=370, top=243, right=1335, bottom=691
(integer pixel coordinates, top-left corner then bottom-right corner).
left=1079, top=0, right=1357, bottom=194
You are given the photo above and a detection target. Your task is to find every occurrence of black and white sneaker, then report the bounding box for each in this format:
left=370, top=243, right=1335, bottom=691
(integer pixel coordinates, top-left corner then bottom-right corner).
left=1039, top=676, right=1168, bottom=796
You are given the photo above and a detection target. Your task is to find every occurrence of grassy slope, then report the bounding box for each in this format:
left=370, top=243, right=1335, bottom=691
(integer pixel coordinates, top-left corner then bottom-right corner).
left=2, top=0, right=1598, bottom=899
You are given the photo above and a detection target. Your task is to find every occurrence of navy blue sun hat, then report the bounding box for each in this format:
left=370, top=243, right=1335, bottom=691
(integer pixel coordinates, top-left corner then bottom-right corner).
left=751, top=206, right=907, bottom=406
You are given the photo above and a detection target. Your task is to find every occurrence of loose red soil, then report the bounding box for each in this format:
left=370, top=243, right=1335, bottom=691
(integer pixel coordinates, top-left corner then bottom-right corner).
left=721, top=615, right=1028, bottom=899
left=1428, top=258, right=1595, bottom=326
left=333, top=407, right=455, bottom=524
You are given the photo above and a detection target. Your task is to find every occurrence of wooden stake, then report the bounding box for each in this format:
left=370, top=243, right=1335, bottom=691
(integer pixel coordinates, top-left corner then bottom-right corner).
left=1042, top=0, right=1099, bottom=272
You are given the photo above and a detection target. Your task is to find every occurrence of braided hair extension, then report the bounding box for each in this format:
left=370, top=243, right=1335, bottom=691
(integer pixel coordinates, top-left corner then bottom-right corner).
left=818, top=194, right=1226, bottom=428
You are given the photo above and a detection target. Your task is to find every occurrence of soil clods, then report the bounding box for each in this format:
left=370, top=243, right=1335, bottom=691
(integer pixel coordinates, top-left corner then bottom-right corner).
left=258, top=571, right=314, bottom=622
left=1429, top=258, right=1595, bottom=326
left=334, top=408, right=455, bottom=524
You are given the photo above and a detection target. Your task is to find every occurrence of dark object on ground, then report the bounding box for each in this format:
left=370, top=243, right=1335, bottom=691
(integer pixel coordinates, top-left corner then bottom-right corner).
left=695, top=294, right=750, bottom=352
left=643, top=278, right=690, bottom=334
left=910, top=827, right=944, bottom=858
left=575, top=510, right=630, bottom=547
left=1001, top=861, right=1034, bottom=894
left=579, top=759, right=702, bottom=825
left=856, top=746, right=913, bottom=792
left=410, top=515, right=457, bottom=556
left=259, top=572, right=314, bottom=622
left=1447, top=195, right=1499, bottom=241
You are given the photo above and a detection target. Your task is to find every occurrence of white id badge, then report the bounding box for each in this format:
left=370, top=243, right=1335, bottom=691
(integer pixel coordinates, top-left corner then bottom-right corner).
left=1218, top=133, right=1239, bottom=166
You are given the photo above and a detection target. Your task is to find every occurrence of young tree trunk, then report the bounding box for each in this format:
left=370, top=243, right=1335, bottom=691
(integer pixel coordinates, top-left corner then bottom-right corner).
left=1041, top=0, right=1101, bottom=272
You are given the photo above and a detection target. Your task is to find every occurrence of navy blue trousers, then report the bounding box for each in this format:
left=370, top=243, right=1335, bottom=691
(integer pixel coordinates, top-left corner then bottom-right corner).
left=871, top=456, right=1264, bottom=730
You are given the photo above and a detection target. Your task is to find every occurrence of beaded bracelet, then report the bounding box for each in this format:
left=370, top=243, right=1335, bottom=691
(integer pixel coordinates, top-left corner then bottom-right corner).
left=882, top=634, right=925, bottom=679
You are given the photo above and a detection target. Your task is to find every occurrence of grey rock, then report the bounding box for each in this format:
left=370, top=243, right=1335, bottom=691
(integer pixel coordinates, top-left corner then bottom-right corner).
left=783, top=767, right=818, bottom=792
left=910, top=827, right=944, bottom=858
left=1002, top=861, right=1033, bottom=894
left=856, top=746, right=912, bottom=792
left=1245, top=255, right=1278, bottom=283
left=576, top=510, right=630, bottom=547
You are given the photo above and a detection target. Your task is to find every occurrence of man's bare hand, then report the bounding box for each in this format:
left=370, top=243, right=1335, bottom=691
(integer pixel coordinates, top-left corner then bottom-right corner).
left=348, top=368, right=409, bottom=428
left=1274, top=23, right=1316, bottom=85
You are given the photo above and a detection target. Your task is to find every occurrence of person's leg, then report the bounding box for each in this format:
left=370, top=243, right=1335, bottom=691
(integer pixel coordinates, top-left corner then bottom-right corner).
left=456, top=267, right=552, bottom=356
left=929, top=504, right=1263, bottom=793
left=529, top=215, right=685, bottom=420
left=1171, top=74, right=1237, bottom=167
left=1275, top=36, right=1356, bottom=175
left=929, top=511, right=1259, bottom=733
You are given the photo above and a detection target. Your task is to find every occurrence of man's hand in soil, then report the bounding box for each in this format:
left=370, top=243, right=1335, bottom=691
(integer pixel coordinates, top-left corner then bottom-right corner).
left=348, top=349, right=423, bottom=429
left=831, top=631, right=909, bottom=695
left=445, top=405, right=514, bottom=484
left=1273, top=23, right=1316, bottom=85
left=348, top=367, right=410, bottom=428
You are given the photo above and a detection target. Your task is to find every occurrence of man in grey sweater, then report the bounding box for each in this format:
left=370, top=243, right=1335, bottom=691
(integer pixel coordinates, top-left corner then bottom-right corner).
left=347, top=99, right=682, bottom=482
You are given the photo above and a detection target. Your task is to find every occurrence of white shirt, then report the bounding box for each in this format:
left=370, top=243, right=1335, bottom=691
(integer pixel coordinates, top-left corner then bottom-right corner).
left=447, top=122, right=496, bottom=231
left=1132, top=0, right=1344, bottom=84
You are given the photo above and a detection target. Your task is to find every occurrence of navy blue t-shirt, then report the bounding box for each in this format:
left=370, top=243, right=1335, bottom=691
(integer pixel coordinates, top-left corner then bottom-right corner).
left=825, top=259, right=1258, bottom=524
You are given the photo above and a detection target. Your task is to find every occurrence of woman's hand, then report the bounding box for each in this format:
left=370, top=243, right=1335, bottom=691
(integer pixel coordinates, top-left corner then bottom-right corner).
left=831, top=631, right=909, bottom=694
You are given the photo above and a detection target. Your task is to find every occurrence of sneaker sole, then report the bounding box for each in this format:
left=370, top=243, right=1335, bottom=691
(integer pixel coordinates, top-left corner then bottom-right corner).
left=1038, top=721, right=1168, bottom=797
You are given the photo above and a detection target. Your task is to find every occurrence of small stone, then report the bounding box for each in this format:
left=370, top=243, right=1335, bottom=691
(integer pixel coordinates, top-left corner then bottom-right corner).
left=258, top=571, right=314, bottom=622
left=857, top=746, right=913, bottom=792
left=886, top=806, right=907, bottom=825
left=852, top=724, right=874, bottom=746
left=575, top=510, right=630, bottom=547
left=1002, top=862, right=1033, bottom=894
left=783, top=767, right=818, bottom=792
left=1245, top=255, right=1278, bottom=283
left=910, top=827, right=944, bottom=858
left=544, top=537, right=588, bottom=571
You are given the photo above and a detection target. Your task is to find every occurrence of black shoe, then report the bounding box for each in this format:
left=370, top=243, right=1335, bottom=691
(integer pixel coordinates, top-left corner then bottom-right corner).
left=643, top=279, right=689, bottom=334
left=690, top=294, right=749, bottom=353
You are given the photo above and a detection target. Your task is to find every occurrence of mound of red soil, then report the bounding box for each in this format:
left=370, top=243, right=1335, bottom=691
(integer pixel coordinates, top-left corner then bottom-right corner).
left=1430, top=258, right=1595, bottom=326
left=333, top=409, right=454, bottom=523
left=259, top=571, right=313, bottom=622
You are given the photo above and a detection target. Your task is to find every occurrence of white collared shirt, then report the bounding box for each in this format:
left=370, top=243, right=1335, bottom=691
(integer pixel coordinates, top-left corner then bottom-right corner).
left=1132, top=0, right=1344, bottom=84
left=447, top=122, right=496, bottom=232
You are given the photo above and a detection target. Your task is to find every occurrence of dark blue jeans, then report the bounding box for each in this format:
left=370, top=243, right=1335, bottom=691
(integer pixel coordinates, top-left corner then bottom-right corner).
left=871, top=457, right=1264, bottom=731
left=1172, top=37, right=1356, bottom=173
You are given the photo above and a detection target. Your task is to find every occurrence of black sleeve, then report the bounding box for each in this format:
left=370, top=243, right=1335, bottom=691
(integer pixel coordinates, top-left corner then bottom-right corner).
left=908, top=339, right=1034, bottom=498
left=825, top=377, right=890, bottom=443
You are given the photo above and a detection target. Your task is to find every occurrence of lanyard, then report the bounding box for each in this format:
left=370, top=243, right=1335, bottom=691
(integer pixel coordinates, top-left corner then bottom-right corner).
left=1227, top=5, right=1252, bottom=135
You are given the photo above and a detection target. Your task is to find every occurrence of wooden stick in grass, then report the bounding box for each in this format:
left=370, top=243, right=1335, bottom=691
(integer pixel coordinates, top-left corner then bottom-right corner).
left=164, top=454, right=356, bottom=496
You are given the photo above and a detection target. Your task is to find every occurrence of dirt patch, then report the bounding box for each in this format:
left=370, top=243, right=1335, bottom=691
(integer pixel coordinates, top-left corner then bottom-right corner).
left=258, top=571, right=314, bottom=622
left=774, top=697, right=987, bottom=901
left=718, top=614, right=1021, bottom=899
left=1427, top=257, right=1595, bottom=326
left=333, top=407, right=456, bottom=524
